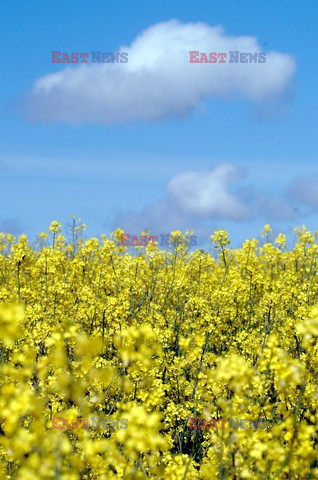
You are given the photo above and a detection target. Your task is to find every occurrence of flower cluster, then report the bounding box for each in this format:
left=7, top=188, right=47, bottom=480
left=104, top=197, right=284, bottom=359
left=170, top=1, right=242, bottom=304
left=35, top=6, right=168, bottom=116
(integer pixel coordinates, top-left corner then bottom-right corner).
left=0, top=221, right=318, bottom=479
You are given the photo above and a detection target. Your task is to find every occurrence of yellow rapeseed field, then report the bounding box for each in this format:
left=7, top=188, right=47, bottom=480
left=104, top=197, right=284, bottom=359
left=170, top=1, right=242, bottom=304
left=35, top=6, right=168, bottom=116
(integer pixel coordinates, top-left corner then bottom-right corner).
left=1, top=220, right=318, bottom=479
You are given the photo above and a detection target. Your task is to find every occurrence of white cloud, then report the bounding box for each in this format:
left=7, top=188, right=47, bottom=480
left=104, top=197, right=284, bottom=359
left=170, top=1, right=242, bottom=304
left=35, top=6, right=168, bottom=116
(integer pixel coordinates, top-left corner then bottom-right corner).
left=25, top=20, right=296, bottom=125
left=113, top=163, right=251, bottom=234
left=113, top=162, right=304, bottom=235
left=166, top=163, right=249, bottom=220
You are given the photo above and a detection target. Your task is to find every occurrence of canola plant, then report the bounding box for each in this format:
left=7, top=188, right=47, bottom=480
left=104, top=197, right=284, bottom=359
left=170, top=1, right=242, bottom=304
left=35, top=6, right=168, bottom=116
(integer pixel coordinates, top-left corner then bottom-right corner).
left=0, top=221, right=318, bottom=479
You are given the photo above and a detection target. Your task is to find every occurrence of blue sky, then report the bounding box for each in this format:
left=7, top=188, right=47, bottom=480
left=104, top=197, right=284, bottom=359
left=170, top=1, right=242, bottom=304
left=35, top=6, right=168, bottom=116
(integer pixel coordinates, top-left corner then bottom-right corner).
left=1, top=0, right=318, bottom=248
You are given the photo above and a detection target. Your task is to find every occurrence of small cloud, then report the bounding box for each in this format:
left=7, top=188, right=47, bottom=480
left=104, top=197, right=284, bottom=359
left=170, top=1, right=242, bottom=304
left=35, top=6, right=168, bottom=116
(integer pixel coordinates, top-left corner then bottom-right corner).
left=113, top=162, right=308, bottom=236
left=166, top=163, right=249, bottom=221
left=113, top=163, right=251, bottom=234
